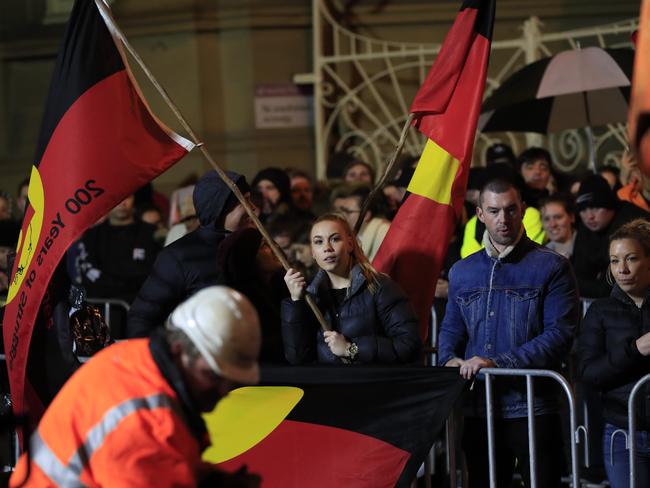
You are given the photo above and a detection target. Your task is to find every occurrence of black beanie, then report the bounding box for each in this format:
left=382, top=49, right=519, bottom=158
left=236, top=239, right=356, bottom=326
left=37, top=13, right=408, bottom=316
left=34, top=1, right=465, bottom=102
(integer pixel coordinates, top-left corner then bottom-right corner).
left=251, top=168, right=291, bottom=205
left=576, top=174, right=618, bottom=211
left=486, top=143, right=516, bottom=167
left=192, top=171, right=251, bottom=228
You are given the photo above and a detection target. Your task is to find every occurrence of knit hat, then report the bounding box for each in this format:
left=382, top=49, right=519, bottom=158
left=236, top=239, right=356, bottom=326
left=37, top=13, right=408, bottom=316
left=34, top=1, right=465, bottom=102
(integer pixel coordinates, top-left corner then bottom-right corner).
left=192, top=171, right=250, bottom=228
left=575, top=174, right=618, bottom=211
left=486, top=143, right=516, bottom=167
left=251, top=168, right=291, bottom=206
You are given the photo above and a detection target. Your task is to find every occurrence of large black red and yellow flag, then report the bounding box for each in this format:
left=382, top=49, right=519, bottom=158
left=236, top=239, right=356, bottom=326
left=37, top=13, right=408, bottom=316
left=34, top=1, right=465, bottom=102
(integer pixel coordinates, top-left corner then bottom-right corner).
left=204, top=366, right=467, bottom=488
left=2, top=0, right=193, bottom=425
left=373, top=0, right=495, bottom=340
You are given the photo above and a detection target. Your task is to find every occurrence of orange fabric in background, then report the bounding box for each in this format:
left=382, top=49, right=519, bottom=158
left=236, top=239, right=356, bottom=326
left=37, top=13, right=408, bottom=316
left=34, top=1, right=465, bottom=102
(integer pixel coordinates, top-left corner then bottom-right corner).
left=630, top=0, right=650, bottom=172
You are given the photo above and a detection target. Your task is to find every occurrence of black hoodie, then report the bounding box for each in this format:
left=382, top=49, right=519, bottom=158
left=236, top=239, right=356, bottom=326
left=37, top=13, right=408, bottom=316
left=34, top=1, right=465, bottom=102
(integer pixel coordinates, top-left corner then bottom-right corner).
left=126, top=171, right=250, bottom=338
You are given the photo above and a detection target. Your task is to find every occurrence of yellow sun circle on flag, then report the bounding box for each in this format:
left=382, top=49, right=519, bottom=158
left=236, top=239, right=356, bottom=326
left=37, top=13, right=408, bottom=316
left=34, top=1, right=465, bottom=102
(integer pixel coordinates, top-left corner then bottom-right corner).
left=202, top=386, right=304, bottom=463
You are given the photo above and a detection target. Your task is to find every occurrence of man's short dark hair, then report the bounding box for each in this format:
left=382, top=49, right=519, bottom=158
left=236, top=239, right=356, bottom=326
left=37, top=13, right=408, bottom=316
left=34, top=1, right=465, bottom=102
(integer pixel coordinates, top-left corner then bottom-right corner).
left=517, top=147, right=552, bottom=168
left=286, top=168, right=312, bottom=182
left=165, top=325, right=202, bottom=363
left=539, top=193, right=576, bottom=216
left=341, top=160, right=375, bottom=182
left=331, top=183, right=388, bottom=217
left=478, top=178, right=522, bottom=207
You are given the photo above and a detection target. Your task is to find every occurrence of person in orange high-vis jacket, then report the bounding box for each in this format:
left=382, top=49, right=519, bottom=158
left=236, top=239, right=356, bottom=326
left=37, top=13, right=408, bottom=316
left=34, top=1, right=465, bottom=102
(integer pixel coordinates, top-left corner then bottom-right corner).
left=10, top=286, right=262, bottom=488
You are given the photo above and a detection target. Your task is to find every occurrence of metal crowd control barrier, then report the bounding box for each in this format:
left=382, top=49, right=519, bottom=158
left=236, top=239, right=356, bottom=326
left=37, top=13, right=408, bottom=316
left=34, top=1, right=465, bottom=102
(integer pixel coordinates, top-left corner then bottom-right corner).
left=576, top=298, right=595, bottom=473
left=628, top=373, right=650, bottom=488
left=413, top=305, right=442, bottom=488
left=479, top=368, right=582, bottom=488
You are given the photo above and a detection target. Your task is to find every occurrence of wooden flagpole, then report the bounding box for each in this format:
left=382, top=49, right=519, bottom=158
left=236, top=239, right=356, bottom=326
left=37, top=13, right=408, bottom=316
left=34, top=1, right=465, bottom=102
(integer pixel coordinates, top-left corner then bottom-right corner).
left=94, top=0, right=331, bottom=331
left=353, top=113, right=415, bottom=234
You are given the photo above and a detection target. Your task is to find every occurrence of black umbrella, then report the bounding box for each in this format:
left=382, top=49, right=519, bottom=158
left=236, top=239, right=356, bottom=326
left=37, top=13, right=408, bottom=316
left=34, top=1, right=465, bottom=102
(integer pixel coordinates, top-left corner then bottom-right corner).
left=479, top=47, right=634, bottom=134
left=479, top=47, right=634, bottom=172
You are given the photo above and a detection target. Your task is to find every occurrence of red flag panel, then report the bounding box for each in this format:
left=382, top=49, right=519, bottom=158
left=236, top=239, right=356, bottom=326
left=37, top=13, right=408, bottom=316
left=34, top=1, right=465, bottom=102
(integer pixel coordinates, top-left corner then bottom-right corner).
left=219, top=420, right=409, bottom=488
left=373, top=0, right=495, bottom=340
left=2, top=0, right=192, bottom=437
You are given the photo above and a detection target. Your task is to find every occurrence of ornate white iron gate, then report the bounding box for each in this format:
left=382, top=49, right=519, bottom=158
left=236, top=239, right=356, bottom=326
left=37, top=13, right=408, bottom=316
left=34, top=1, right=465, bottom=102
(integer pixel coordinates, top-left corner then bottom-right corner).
left=295, top=1, right=638, bottom=179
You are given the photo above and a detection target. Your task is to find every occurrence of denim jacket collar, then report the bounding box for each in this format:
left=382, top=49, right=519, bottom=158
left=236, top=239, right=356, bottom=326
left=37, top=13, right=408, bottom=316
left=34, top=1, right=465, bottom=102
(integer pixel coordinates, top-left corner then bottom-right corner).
left=482, top=226, right=525, bottom=260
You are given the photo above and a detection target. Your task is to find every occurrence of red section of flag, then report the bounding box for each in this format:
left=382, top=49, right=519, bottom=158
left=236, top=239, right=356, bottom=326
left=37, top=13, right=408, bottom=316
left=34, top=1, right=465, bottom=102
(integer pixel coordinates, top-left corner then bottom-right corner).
left=219, top=420, right=409, bottom=488
left=373, top=1, right=494, bottom=340
left=414, top=34, right=490, bottom=212
left=374, top=196, right=456, bottom=339
left=2, top=70, right=189, bottom=431
left=410, top=7, right=479, bottom=118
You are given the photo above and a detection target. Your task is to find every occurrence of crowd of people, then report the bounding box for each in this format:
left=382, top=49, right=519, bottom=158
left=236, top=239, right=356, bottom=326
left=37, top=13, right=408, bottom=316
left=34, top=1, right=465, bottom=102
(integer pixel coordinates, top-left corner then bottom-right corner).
left=3, top=142, right=650, bottom=487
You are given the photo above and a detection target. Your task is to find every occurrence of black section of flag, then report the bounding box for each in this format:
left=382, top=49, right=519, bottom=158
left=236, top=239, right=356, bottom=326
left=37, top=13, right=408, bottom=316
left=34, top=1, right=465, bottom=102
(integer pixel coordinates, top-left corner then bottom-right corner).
left=460, top=0, right=495, bottom=40
left=260, top=365, right=468, bottom=487
left=34, top=0, right=123, bottom=164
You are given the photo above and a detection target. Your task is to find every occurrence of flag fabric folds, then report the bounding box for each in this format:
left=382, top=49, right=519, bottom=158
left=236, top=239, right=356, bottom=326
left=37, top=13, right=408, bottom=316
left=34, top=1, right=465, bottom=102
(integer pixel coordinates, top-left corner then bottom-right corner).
left=204, top=366, right=468, bottom=488
left=2, top=0, right=193, bottom=430
left=630, top=0, right=650, bottom=173
left=372, top=0, right=496, bottom=340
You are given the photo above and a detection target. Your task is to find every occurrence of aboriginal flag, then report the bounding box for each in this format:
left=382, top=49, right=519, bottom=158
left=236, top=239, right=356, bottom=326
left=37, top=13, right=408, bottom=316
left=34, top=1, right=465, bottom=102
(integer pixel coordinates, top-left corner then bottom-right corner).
left=2, top=0, right=193, bottom=432
left=372, top=0, right=495, bottom=340
left=204, top=366, right=468, bottom=488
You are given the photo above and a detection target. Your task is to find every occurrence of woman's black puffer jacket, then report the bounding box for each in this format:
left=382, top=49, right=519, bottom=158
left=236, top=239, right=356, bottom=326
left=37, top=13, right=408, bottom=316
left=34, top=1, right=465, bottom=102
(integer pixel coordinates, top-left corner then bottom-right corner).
left=281, top=265, right=421, bottom=364
left=577, top=284, right=650, bottom=429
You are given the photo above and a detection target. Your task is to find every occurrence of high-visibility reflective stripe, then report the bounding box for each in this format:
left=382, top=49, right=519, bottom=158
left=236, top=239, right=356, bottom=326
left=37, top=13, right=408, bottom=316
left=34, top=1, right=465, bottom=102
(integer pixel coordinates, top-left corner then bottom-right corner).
left=30, top=393, right=183, bottom=485
left=30, top=432, right=86, bottom=488
left=67, top=393, right=183, bottom=476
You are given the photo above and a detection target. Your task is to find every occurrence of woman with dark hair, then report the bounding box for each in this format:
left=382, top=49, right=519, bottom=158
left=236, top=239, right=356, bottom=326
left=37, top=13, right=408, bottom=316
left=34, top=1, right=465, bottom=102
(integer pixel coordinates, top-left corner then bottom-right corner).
left=577, top=219, right=650, bottom=488
left=216, top=228, right=288, bottom=363
left=251, top=167, right=294, bottom=223
left=281, top=213, right=421, bottom=364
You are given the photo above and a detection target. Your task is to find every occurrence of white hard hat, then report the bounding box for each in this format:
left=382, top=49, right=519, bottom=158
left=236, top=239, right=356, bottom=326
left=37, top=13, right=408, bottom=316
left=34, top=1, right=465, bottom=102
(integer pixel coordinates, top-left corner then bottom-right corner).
left=167, top=286, right=261, bottom=384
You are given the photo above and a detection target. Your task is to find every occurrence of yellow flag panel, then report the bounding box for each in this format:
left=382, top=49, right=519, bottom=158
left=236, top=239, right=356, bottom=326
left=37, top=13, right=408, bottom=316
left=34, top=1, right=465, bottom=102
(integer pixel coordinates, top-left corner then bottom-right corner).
left=407, top=139, right=459, bottom=205
left=202, top=386, right=303, bottom=463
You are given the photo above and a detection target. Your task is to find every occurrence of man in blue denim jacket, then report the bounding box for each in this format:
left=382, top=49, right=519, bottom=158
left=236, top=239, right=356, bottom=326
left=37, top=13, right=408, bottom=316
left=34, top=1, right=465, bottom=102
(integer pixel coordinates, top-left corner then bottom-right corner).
left=438, top=177, right=579, bottom=488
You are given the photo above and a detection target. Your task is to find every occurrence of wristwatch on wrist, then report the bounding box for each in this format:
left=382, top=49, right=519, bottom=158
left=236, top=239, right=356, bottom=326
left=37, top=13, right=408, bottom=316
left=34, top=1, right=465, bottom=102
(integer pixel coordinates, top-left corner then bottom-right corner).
left=346, top=342, right=359, bottom=362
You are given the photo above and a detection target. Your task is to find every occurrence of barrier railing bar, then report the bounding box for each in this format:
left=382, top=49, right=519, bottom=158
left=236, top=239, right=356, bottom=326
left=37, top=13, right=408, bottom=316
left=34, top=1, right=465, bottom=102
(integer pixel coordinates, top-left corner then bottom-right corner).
left=430, top=305, right=438, bottom=367
left=485, top=373, right=497, bottom=488
left=581, top=400, right=591, bottom=467
left=480, top=368, right=580, bottom=488
left=627, top=373, right=650, bottom=488
left=526, top=376, right=537, bottom=488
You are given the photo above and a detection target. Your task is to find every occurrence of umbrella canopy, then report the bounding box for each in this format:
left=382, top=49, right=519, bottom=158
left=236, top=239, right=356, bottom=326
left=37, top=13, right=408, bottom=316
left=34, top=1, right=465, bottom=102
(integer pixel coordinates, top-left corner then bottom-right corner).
left=479, top=47, right=634, bottom=133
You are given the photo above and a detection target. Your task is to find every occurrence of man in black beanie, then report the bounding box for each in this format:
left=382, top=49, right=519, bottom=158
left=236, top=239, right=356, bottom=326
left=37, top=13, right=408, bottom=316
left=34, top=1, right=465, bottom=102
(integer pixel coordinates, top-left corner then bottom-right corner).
left=127, top=171, right=258, bottom=338
left=572, top=174, right=649, bottom=298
